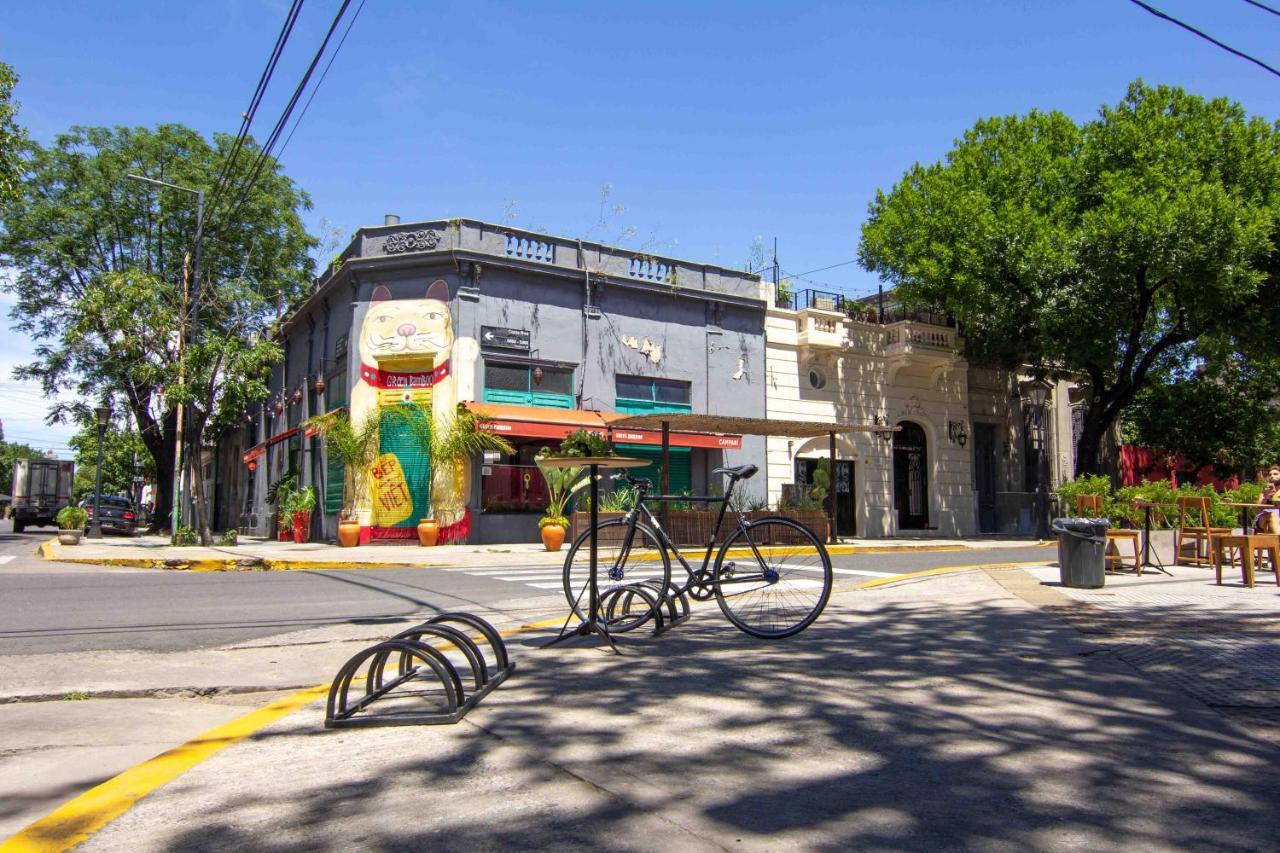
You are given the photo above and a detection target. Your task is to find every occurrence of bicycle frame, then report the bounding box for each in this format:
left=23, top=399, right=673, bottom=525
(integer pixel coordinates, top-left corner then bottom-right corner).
left=612, top=474, right=777, bottom=596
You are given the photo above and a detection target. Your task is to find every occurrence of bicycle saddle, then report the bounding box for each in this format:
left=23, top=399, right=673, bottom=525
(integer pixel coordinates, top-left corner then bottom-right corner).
left=712, top=464, right=758, bottom=480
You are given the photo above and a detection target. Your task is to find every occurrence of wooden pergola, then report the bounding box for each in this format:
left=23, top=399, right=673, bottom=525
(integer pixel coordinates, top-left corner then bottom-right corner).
left=609, top=414, right=897, bottom=543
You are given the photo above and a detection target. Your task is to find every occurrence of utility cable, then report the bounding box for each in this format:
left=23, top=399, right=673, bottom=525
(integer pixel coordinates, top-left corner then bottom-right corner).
left=277, top=0, right=367, bottom=159
left=1242, top=0, right=1280, bottom=19
left=207, top=0, right=307, bottom=214
left=1127, top=0, right=1280, bottom=81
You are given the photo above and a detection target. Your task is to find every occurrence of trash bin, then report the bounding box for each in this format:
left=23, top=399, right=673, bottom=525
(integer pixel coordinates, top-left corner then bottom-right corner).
left=1050, top=517, right=1108, bottom=589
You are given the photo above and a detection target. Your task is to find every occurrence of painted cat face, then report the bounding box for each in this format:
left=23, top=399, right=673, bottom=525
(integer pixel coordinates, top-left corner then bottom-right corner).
left=362, top=280, right=453, bottom=360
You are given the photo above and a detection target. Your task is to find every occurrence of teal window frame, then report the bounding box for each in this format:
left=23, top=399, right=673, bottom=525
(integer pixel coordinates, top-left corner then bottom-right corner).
left=614, top=375, right=693, bottom=416
left=482, top=362, right=574, bottom=409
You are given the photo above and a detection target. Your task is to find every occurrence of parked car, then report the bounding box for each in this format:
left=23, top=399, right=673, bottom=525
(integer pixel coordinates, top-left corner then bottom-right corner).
left=79, top=495, right=139, bottom=535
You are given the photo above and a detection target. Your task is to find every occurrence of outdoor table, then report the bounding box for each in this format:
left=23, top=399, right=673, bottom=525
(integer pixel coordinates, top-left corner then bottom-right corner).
left=1222, top=501, right=1274, bottom=535
left=540, top=456, right=649, bottom=654
left=1130, top=500, right=1174, bottom=575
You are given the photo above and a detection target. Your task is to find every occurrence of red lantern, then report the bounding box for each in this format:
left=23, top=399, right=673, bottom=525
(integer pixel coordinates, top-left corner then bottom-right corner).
left=273, top=401, right=284, bottom=416
left=292, top=388, right=303, bottom=405
left=533, top=366, right=544, bottom=386
left=248, top=460, right=257, bottom=471
left=313, top=375, right=326, bottom=395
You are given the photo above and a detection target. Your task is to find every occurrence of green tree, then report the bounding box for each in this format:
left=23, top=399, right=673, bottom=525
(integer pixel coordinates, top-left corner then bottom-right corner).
left=0, top=62, right=24, bottom=207
left=0, top=124, right=315, bottom=533
left=859, top=81, right=1280, bottom=475
left=68, top=419, right=155, bottom=503
left=0, top=441, right=43, bottom=496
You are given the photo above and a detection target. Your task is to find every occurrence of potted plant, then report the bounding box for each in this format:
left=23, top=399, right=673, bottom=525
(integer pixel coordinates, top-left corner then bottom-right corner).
left=307, top=411, right=381, bottom=547
left=286, top=486, right=316, bottom=544
left=267, top=472, right=297, bottom=542
left=536, top=447, right=594, bottom=552
left=558, top=428, right=612, bottom=458
left=382, top=404, right=514, bottom=544
left=56, top=506, right=88, bottom=545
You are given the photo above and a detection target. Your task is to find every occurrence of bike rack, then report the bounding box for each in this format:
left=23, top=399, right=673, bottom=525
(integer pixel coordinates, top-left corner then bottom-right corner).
left=325, top=612, right=514, bottom=728
left=598, top=582, right=692, bottom=637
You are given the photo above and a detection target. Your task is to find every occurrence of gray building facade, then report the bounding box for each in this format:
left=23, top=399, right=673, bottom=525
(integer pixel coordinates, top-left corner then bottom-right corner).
left=218, top=218, right=767, bottom=545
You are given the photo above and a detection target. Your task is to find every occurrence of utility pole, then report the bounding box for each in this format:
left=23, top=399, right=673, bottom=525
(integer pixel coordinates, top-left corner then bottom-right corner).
left=126, top=175, right=205, bottom=542
left=171, top=252, right=189, bottom=542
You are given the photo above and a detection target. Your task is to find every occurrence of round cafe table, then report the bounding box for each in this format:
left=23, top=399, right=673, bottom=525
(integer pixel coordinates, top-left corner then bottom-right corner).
left=539, top=456, right=649, bottom=653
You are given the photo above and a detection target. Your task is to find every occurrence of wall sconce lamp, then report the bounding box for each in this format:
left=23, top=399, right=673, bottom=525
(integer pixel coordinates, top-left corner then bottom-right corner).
left=948, top=420, right=969, bottom=447
left=871, top=414, right=894, bottom=445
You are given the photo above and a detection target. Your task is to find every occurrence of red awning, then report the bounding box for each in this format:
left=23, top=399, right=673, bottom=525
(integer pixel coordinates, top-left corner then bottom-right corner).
left=464, top=402, right=742, bottom=450
left=242, top=427, right=299, bottom=464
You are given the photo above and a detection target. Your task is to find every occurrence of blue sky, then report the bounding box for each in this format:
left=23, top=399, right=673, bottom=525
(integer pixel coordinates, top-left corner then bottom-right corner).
left=4, top=0, right=1280, bottom=452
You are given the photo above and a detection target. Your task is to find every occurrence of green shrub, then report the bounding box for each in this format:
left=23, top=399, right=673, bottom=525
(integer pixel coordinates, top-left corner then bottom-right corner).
left=56, top=505, right=88, bottom=530
left=218, top=529, right=238, bottom=546
left=173, top=526, right=198, bottom=546
left=559, top=428, right=611, bottom=458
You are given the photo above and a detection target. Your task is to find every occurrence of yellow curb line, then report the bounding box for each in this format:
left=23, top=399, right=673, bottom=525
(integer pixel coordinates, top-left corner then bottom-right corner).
left=852, top=561, right=1033, bottom=590
left=0, top=613, right=569, bottom=852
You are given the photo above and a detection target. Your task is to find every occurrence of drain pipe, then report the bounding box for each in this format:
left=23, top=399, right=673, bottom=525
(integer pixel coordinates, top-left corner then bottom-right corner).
left=578, top=239, right=589, bottom=407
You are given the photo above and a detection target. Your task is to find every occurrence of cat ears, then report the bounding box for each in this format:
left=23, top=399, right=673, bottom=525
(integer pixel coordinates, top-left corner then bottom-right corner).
left=369, top=280, right=450, bottom=304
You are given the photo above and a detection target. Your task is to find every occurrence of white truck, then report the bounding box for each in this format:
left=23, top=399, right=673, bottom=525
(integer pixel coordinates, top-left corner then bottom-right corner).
left=10, top=457, right=75, bottom=533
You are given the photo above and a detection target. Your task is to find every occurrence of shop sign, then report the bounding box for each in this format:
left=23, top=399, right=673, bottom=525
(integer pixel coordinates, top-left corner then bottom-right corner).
left=480, top=326, right=531, bottom=351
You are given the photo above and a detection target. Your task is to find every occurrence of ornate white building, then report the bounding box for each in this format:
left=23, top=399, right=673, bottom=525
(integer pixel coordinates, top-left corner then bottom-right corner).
left=764, top=285, right=1080, bottom=538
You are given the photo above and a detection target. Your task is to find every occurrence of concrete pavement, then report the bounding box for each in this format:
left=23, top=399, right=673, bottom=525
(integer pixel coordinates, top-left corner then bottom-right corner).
left=5, top=556, right=1280, bottom=850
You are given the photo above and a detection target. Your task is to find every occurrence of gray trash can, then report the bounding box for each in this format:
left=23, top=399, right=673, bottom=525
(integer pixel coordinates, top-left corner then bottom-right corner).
left=1051, top=517, right=1108, bottom=589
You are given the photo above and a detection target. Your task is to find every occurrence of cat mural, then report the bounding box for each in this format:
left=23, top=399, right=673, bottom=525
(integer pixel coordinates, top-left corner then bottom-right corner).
left=349, top=279, right=478, bottom=543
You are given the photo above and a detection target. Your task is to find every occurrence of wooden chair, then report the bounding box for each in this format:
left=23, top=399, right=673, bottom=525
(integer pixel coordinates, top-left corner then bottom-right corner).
left=1212, top=534, right=1280, bottom=588
left=1174, top=496, right=1231, bottom=567
left=1075, top=494, right=1141, bottom=574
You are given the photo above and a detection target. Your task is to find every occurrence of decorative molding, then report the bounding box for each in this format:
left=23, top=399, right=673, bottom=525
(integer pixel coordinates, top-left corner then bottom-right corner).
left=383, top=229, right=440, bottom=254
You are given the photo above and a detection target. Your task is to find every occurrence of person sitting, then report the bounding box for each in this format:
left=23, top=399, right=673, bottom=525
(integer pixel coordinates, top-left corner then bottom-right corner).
left=1253, top=465, right=1280, bottom=534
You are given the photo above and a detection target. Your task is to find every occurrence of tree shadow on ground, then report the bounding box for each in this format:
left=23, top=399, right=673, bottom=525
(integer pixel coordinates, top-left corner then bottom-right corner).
left=147, top=576, right=1280, bottom=852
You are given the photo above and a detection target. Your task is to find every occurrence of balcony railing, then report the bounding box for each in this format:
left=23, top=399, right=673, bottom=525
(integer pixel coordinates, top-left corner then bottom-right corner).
left=786, top=289, right=955, bottom=327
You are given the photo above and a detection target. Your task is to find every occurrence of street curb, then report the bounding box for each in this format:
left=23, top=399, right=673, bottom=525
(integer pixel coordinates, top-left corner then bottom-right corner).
left=36, top=539, right=1053, bottom=571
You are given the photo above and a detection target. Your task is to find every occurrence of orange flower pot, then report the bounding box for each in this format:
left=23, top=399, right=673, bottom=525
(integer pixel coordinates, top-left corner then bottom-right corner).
left=418, top=519, right=439, bottom=547
left=540, top=523, right=566, bottom=552
left=337, top=519, right=361, bottom=548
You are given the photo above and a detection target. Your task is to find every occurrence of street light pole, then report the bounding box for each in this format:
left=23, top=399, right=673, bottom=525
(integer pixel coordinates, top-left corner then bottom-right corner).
left=126, top=175, right=205, bottom=544
left=86, top=405, right=110, bottom=539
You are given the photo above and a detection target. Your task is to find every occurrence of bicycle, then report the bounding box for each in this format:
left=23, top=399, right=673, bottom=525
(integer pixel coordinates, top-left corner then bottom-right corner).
left=560, top=464, right=833, bottom=639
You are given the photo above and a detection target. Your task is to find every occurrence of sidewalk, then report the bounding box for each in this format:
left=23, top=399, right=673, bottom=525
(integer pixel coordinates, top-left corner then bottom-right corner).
left=40, top=532, right=1052, bottom=571
left=7, top=560, right=1279, bottom=850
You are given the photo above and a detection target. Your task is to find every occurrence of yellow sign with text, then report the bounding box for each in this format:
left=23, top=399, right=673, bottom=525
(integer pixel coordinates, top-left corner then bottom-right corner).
left=369, top=452, right=414, bottom=526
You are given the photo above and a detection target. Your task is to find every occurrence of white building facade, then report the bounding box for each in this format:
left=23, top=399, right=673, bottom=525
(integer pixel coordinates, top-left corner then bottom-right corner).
left=764, top=286, right=1080, bottom=538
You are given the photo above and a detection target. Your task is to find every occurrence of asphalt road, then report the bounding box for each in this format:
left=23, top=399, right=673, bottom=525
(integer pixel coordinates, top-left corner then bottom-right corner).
left=0, top=520, right=1055, bottom=655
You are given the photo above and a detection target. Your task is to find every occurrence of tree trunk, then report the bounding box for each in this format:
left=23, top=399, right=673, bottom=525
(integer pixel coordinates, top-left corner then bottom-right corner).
left=187, top=417, right=214, bottom=545
left=133, top=406, right=177, bottom=534
left=1074, top=410, right=1109, bottom=477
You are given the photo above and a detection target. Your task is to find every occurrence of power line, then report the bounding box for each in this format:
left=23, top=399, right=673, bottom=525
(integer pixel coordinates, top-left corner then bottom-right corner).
left=787, top=259, right=859, bottom=279
left=277, top=0, right=367, bottom=159
left=206, top=0, right=307, bottom=215
left=1127, top=0, right=1280, bottom=80
left=207, top=0, right=356, bottom=245
left=1242, top=0, right=1280, bottom=19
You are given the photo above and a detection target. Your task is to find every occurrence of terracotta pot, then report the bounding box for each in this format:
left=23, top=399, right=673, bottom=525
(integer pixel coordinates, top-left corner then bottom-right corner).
left=541, top=523, right=566, bottom=552
left=337, top=519, right=361, bottom=548
left=292, top=511, right=311, bottom=544
left=417, top=519, right=439, bottom=547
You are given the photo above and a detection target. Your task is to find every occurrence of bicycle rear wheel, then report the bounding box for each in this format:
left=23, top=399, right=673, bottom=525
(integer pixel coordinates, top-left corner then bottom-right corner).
left=712, top=517, right=832, bottom=639
left=562, top=518, right=672, bottom=632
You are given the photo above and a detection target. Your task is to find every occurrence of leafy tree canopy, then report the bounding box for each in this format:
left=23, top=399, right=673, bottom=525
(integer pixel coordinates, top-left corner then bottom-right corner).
left=68, top=419, right=155, bottom=502
left=0, top=62, right=23, bottom=207
left=0, top=440, right=44, bottom=496
left=859, top=81, right=1280, bottom=475
left=0, top=123, right=315, bottom=530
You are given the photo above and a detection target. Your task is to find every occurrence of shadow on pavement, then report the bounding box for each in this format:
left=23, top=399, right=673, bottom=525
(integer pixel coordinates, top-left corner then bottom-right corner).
left=133, top=581, right=1280, bottom=851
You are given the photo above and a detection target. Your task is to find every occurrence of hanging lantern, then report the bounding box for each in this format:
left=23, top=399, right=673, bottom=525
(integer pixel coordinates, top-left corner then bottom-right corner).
left=313, top=375, right=326, bottom=395
left=247, top=460, right=257, bottom=471
left=273, top=400, right=284, bottom=416
left=292, top=388, right=303, bottom=406
left=533, top=366, right=544, bottom=386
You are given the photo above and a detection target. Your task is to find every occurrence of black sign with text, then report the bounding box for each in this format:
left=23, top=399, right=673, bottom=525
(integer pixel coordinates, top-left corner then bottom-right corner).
left=480, top=326, right=531, bottom=351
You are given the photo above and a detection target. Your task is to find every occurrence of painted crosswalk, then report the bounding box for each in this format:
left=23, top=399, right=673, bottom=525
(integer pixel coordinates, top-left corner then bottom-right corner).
left=439, top=561, right=899, bottom=593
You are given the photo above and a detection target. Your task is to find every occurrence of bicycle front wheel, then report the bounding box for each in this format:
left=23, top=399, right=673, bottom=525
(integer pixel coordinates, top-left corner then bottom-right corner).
left=712, top=517, right=832, bottom=639
left=562, top=518, right=672, bottom=632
